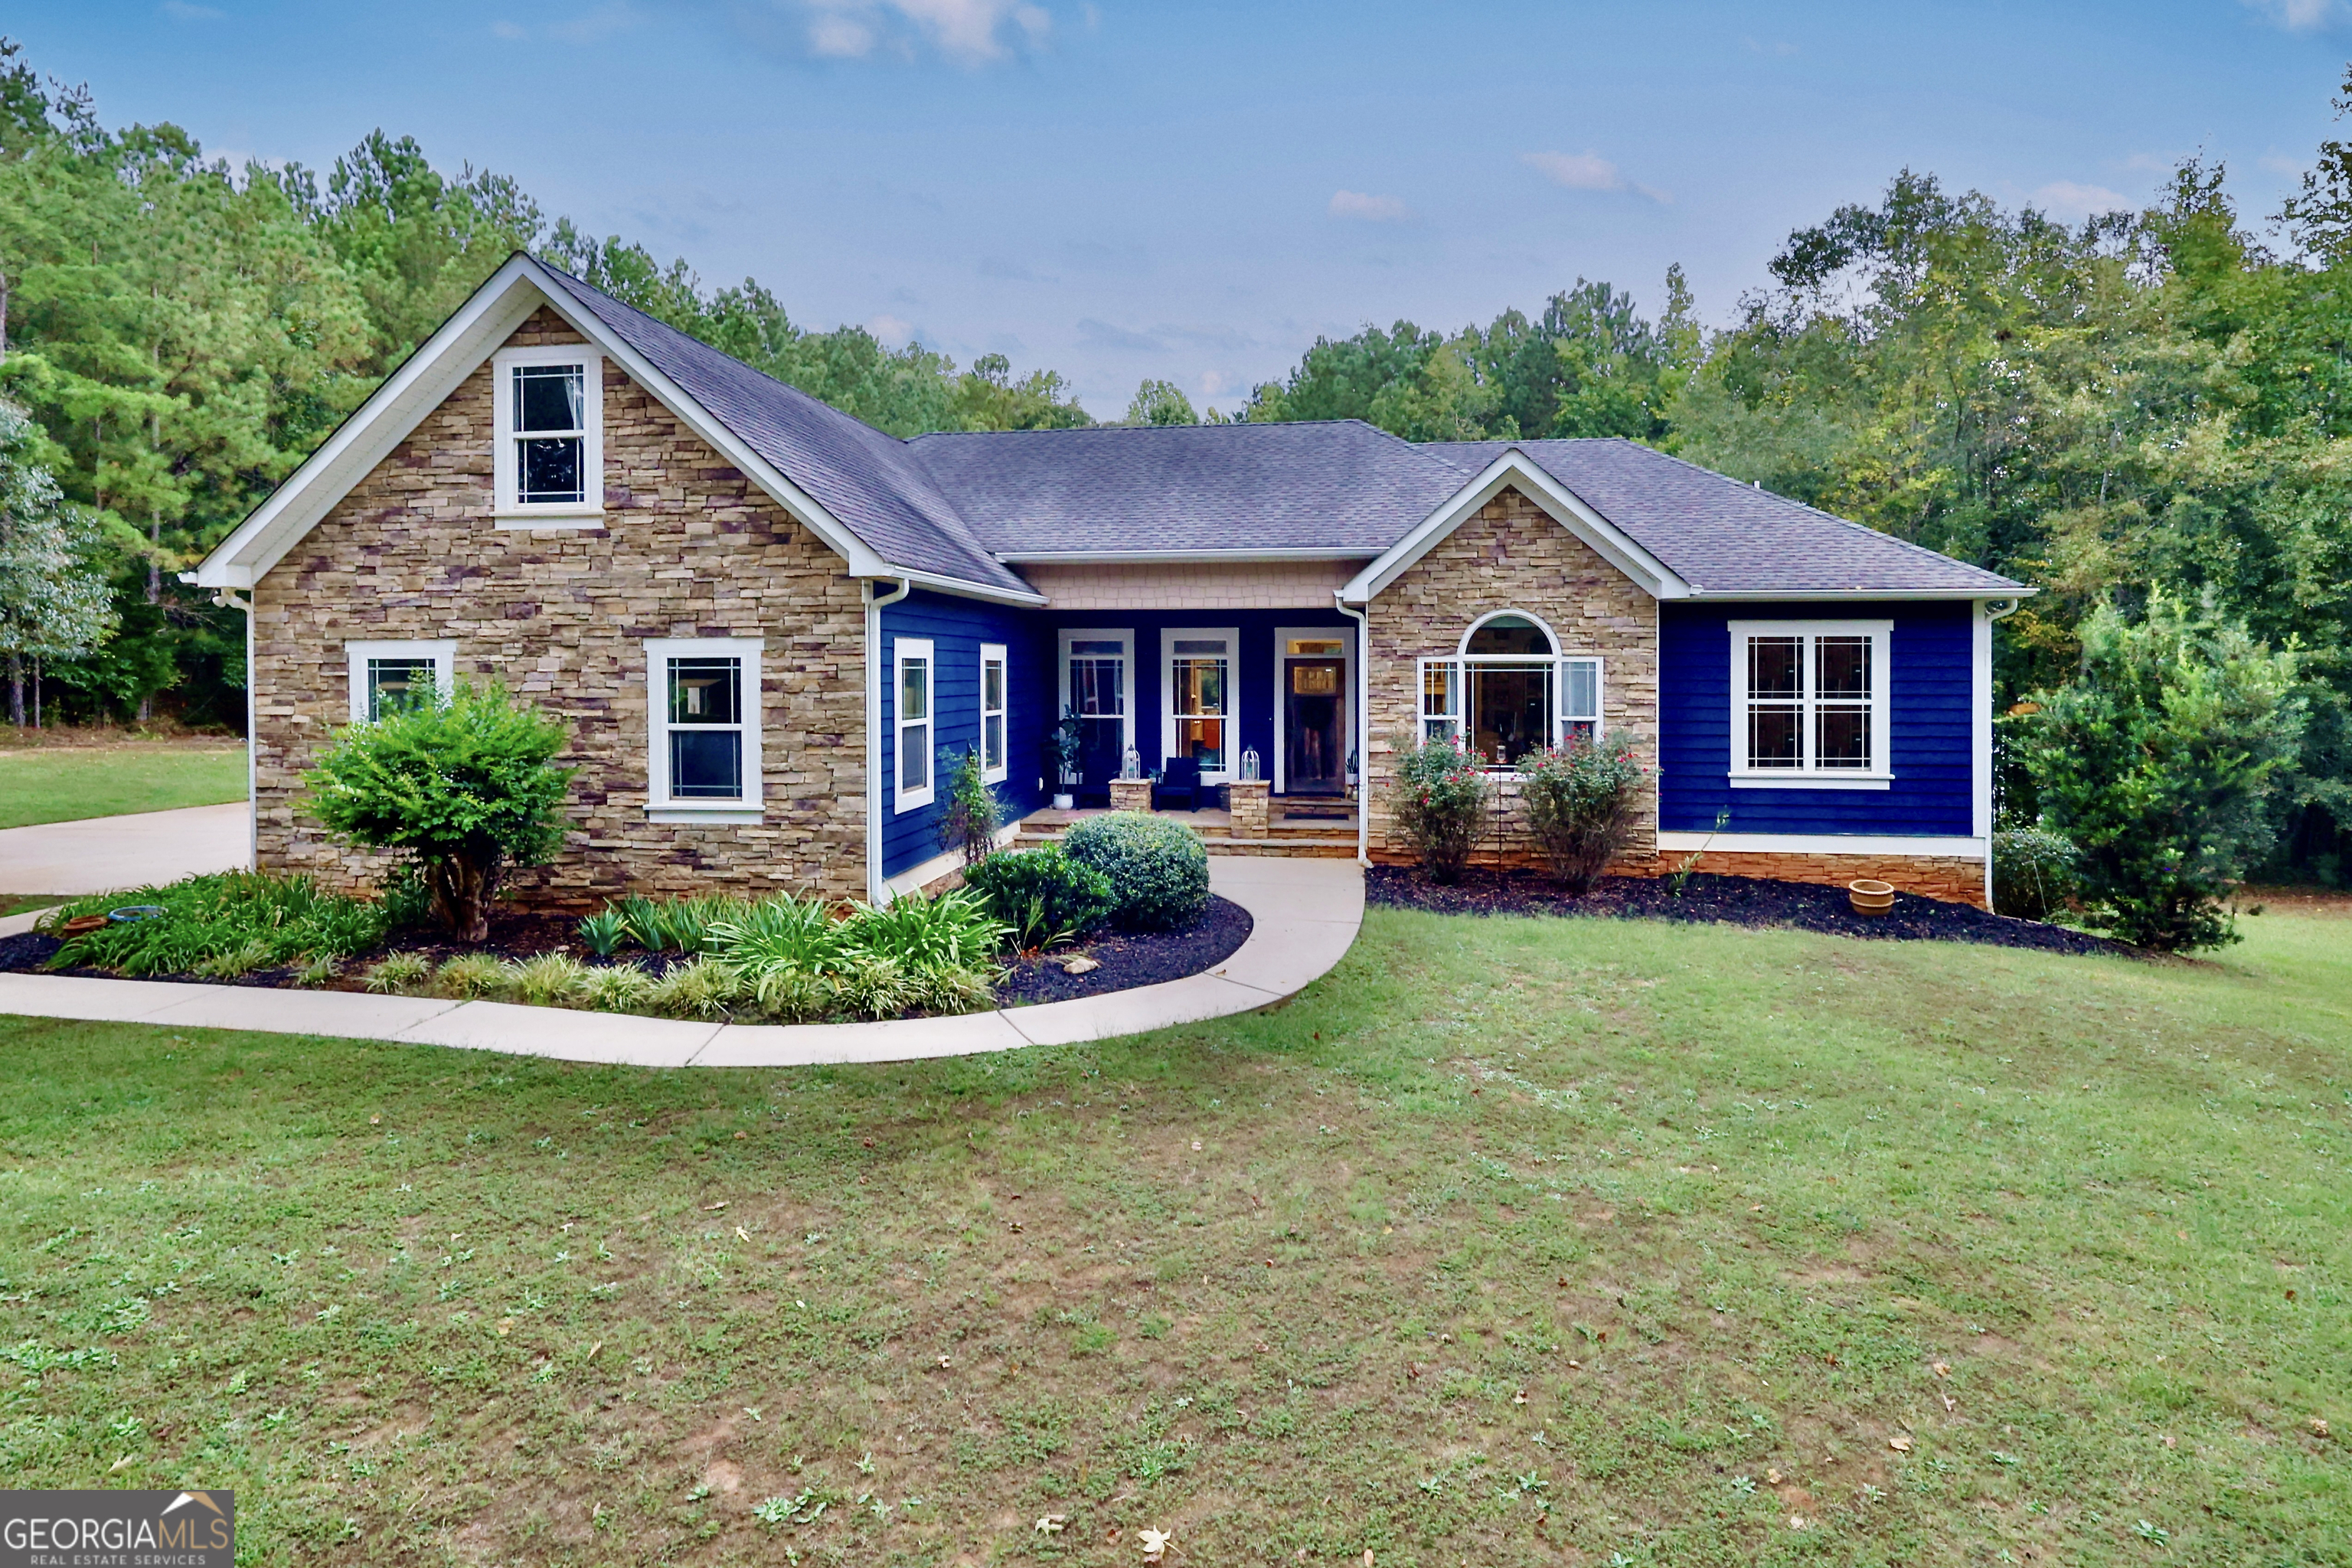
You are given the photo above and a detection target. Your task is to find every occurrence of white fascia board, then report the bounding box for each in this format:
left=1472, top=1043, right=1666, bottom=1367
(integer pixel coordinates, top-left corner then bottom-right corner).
left=192, top=253, right=550, bottom=589
left=995, top=547, right=1380, bottom=564
left=1655, top=830, right=1987, bottom=858
left=888, top=567, right=1047, bottom=606
left=1682, top=586, right=2039, bottom=603
left=1340, top=449, right=1690, bottom=605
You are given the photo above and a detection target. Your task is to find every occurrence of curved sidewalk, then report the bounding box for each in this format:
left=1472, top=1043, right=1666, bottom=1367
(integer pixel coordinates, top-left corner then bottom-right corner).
left=0, top=857, right=1362, bottom=1067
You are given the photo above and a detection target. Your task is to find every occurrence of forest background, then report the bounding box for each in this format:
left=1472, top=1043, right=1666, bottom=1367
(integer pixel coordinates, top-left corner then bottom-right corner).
left=2, top=38, right=2345, bottom=880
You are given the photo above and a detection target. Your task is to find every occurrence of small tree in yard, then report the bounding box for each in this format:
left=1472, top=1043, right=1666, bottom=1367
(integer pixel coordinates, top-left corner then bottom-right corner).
left=1516, top=733, right=1647, bottom=894
left=2013, top=594, right=2305, bottom=951
left=1389, top=734, right=1490, bottom=884
left=938, top=746, right=1001, bottom=868
left=0, top=400, right=116, bottom=727
left=305, top=681, right=576, bottom=942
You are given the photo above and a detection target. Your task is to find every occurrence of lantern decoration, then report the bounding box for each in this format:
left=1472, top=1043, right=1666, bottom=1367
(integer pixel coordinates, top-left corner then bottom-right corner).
left=1238, top=747, right=1261, bottom=782
left=1120, top=745, right=1142, bottom=780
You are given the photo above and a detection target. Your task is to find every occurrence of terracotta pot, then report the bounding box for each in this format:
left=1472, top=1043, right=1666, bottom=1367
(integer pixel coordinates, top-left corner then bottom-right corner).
left=1847, top=879, right=1896, bottom=916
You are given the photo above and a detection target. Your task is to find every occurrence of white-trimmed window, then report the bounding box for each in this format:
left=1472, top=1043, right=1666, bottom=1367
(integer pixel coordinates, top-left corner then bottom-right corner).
left=492, top=345, right=603, bottom=523
left=646, top=637, right=763, bottom=819
left=979, top=642, right=1008, bottom=784
left=345, top=639, right=455, bottom=724
left=895, top=637, right=935, bottom=812
left=1416, top=612, right=1603, bottom=769
left=1161, top=626, right=1238, bottom=779
left=1728, top=619, right=1892, bottom=788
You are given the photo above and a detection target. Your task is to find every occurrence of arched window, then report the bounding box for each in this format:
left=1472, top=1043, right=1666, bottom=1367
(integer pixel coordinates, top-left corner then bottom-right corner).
left=1419, top=610, right=1602, bottom=769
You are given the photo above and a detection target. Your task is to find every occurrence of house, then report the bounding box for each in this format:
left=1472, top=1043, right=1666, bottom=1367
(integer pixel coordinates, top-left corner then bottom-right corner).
left=189, top=254, right=2030, bottom=911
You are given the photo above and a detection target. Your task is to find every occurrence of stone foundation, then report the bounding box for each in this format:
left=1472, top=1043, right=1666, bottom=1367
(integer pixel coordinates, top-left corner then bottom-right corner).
left=1369, top=844, right=1988, bottom=908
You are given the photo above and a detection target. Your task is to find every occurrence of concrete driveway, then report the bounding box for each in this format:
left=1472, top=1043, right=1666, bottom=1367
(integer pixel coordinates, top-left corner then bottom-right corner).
left=0, top=802, right=252, bottom=896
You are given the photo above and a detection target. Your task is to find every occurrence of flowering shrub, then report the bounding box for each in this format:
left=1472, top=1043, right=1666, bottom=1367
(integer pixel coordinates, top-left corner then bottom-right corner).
left=1515, top=733, right=1646, bottom=894
left=1389, top=736, right=1490, bottom=883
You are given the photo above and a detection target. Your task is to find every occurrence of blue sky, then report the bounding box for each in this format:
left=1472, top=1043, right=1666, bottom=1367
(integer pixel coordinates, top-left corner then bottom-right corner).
left=14, top=1, right=2351, bottom=414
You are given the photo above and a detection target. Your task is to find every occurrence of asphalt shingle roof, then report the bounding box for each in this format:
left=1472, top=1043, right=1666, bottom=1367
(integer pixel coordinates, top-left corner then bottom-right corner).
left=545, top=266, right=2021, bottom=600
left=1424, top=439, right=2024, bottom=596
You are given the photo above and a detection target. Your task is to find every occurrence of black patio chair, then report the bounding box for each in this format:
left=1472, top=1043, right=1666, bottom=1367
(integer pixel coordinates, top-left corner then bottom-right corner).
left=1152, top=756, right=1205, bottom=812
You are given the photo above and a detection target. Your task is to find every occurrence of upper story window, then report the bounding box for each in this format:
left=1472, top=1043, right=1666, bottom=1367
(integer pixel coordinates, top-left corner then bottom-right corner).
left=1727, top=619, right=1892, bottom=789
left=345, top=639, right=455, bottom=724
left=1417, top=612, right=1603, bottom=770
left=492, top=346, right=603, bottom=524
left=645, top=637, right=764, bottom=821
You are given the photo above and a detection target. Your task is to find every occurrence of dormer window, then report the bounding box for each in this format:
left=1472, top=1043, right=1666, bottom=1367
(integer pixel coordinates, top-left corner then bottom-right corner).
left=492, top=345, right=603, bottom=524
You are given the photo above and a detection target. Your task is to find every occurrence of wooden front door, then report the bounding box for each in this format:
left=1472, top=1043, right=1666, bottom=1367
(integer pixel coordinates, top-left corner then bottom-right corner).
left=1283, top=658, right=1346, bottom=795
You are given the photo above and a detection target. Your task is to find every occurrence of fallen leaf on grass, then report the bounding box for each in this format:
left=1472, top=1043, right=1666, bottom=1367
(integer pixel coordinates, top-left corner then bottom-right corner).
left=1888, top=1436, right=1913, bottom=1453
left=1931, top=1361, right=1950, bottom=1377
left=1513, top=1388, right=1528, bottom=1406
left=1034, top=1515, right=1067, bottom=1534
left=702, top=1202, right=727, bottom=1211
left=1138, top=1527, right=1171, bottom=1560
left=1788, top=1514, right=1808, bottom=1530
left=1766, top=1468, right=1782, bottom=1485
left=2312, top=1419, right=2331, bottom=1439
left=1942, top=1395, right=1957, bottom=1413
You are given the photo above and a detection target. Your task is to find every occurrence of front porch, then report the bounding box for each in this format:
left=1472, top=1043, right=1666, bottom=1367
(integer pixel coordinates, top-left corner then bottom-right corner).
left=1013, top=804, right=1361, bottom=859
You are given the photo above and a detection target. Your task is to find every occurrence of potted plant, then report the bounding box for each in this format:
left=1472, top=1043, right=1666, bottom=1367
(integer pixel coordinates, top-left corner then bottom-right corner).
left=1048, top=707, right=1085, bottom=811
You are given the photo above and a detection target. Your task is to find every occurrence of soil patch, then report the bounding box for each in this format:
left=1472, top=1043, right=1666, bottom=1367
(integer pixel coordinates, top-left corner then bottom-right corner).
left=995, top=895, right=1253, bottom=1006
left=1367, top=865, right=2129, bottom=956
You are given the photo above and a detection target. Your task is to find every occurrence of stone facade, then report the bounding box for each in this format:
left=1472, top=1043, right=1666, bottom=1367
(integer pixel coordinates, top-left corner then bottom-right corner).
left=252, top=308, right=869, bottom=909
left=1642, top=850, right=1988, bottom=908
left=1363, top=485, right=1663, bottom=869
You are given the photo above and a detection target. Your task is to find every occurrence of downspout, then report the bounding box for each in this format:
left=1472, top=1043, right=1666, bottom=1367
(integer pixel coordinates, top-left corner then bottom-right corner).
left=1335, top=593, right=1371, bottom=867
left=864, top=577, right=912, bottom=905
left=1980, top=597, right=2023, bottom=911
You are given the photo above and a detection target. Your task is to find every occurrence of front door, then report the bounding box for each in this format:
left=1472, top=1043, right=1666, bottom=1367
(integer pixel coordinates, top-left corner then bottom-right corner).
left=1283, top=658, right=1346, bottom=795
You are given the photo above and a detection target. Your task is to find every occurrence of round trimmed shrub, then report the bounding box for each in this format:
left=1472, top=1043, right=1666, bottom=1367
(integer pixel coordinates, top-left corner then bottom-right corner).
left=1062, top=811, right=1210, bottom=932
left=1991, top=825, right=2082, bottom=921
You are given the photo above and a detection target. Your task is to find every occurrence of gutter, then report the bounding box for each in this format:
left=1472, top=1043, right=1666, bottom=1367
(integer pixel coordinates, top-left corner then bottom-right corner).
left=864, top=577, right=913, bottom=904
left=1335, top=593, right=1371, bottom=867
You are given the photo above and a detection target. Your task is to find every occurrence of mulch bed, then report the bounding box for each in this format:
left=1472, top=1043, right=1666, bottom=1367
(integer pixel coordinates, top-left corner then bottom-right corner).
left=1, top=897, right=1262, bottom=1008
left=1367, top=865, right=2131, bottom=956
left=995, top=895, right=1254, bottom=1006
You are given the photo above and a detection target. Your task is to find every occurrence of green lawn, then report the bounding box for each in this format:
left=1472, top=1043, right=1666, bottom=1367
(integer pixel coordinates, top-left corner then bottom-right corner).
left=0, top=741, right=247, bottom=829
left=0, top=906, right=2345, bottom=1566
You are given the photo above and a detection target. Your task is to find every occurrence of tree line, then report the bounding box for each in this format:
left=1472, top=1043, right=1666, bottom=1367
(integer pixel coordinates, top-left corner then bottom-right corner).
left=1, top=38, right=2346, bottom=884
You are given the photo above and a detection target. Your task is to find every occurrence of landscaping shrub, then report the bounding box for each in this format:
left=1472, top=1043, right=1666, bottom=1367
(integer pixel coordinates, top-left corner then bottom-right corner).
left=1514, top=733, right=1646, bottom=894
left=614, top=893, right=749, bottom=954
left=961, top=844, right=1117, bottom=950
left=706, top=896, right=846, bottom=972
left=1991, top=825, right=2082, bottom=921
left=305, top=681, right=576, bottom=942
left=40, top=871, right=390, bottom=978
left=1389, top=736, right=1490, bottom=884
left=1062, top=811, right=1210, bottom=931
left=937, top=746, right=1001, bottom=868
left=2012, top=594, right=2305, bottom=950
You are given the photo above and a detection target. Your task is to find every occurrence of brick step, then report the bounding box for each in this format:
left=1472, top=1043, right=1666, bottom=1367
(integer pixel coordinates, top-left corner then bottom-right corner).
left=1011, top=828, right=1358, bottom=860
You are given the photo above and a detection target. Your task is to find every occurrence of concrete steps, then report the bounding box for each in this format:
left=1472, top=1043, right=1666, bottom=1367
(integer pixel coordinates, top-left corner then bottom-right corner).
left=1013, top=812, right=1360, bottom=860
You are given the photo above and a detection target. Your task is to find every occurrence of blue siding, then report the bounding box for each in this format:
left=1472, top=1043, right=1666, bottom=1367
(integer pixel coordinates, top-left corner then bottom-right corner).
left=1659, top=600, right=1975, bottom=838
left=879, top=591, right=1054, bottom=878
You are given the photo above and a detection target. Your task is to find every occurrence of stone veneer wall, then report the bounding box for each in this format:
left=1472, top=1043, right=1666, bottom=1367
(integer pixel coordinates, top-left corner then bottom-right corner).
left=1363, top=485, right=1662, bottom=867
left=1646, top=851, right=1987, bottom=908
left=251, top=307, right=868, bottom=909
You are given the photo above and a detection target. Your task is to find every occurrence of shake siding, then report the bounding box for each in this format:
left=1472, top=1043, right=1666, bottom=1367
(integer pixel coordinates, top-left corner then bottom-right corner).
left=878, top=591, right=1053, bottom=877
left=1658, top=599, right=1975, bottom=838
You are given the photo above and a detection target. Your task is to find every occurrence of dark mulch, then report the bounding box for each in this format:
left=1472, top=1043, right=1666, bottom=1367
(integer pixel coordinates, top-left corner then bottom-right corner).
left=995, top=895, right=1254, bottom=1007
left=1367, top=865, right=2132, bottom=956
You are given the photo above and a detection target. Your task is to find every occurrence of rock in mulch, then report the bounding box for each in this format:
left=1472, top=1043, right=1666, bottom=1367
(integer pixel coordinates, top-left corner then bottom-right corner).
left=995, top=895, right=1254, bottom=1007
left=1366, top=866, right=2130, bottom=956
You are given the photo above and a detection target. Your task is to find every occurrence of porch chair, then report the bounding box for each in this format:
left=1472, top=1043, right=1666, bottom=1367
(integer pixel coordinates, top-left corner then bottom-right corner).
left=1152, top=756, right=1207, bottom=812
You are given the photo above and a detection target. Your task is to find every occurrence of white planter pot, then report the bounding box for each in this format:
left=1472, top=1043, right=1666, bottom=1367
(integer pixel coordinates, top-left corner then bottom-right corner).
left=1052, top=793, right=1075, bottom=811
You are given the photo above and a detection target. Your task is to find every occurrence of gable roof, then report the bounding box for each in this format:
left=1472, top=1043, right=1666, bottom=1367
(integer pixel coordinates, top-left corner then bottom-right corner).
left=194, top=255, right=2026, bottom=605
left=1423, top=439, right=2023, bottom=598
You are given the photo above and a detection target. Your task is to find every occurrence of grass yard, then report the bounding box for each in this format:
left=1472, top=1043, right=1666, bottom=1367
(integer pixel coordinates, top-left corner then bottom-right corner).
left=0, top=905, right=2346, bottom=1566
left=0, top=737, right=246, bottom=828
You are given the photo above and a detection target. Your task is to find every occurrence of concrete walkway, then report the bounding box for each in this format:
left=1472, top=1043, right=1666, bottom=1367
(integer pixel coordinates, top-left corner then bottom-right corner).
left=0, top=802, right=250, bottom=895
left=0, top=856, right=1363, bottom=1067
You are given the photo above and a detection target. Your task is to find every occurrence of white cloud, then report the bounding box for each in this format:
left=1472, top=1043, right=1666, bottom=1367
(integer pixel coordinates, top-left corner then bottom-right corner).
left=1521, top=150, right=1668, bottom=204
left=1328, top=189, right=1411, bottom=222
left=2244, top=0, right=2339, bottom=29
left=798, top=0, right=1051, bottom=62
left=2032, top=180, right=2133, bottom=219
left=867, top=313, right=916, bottom=347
